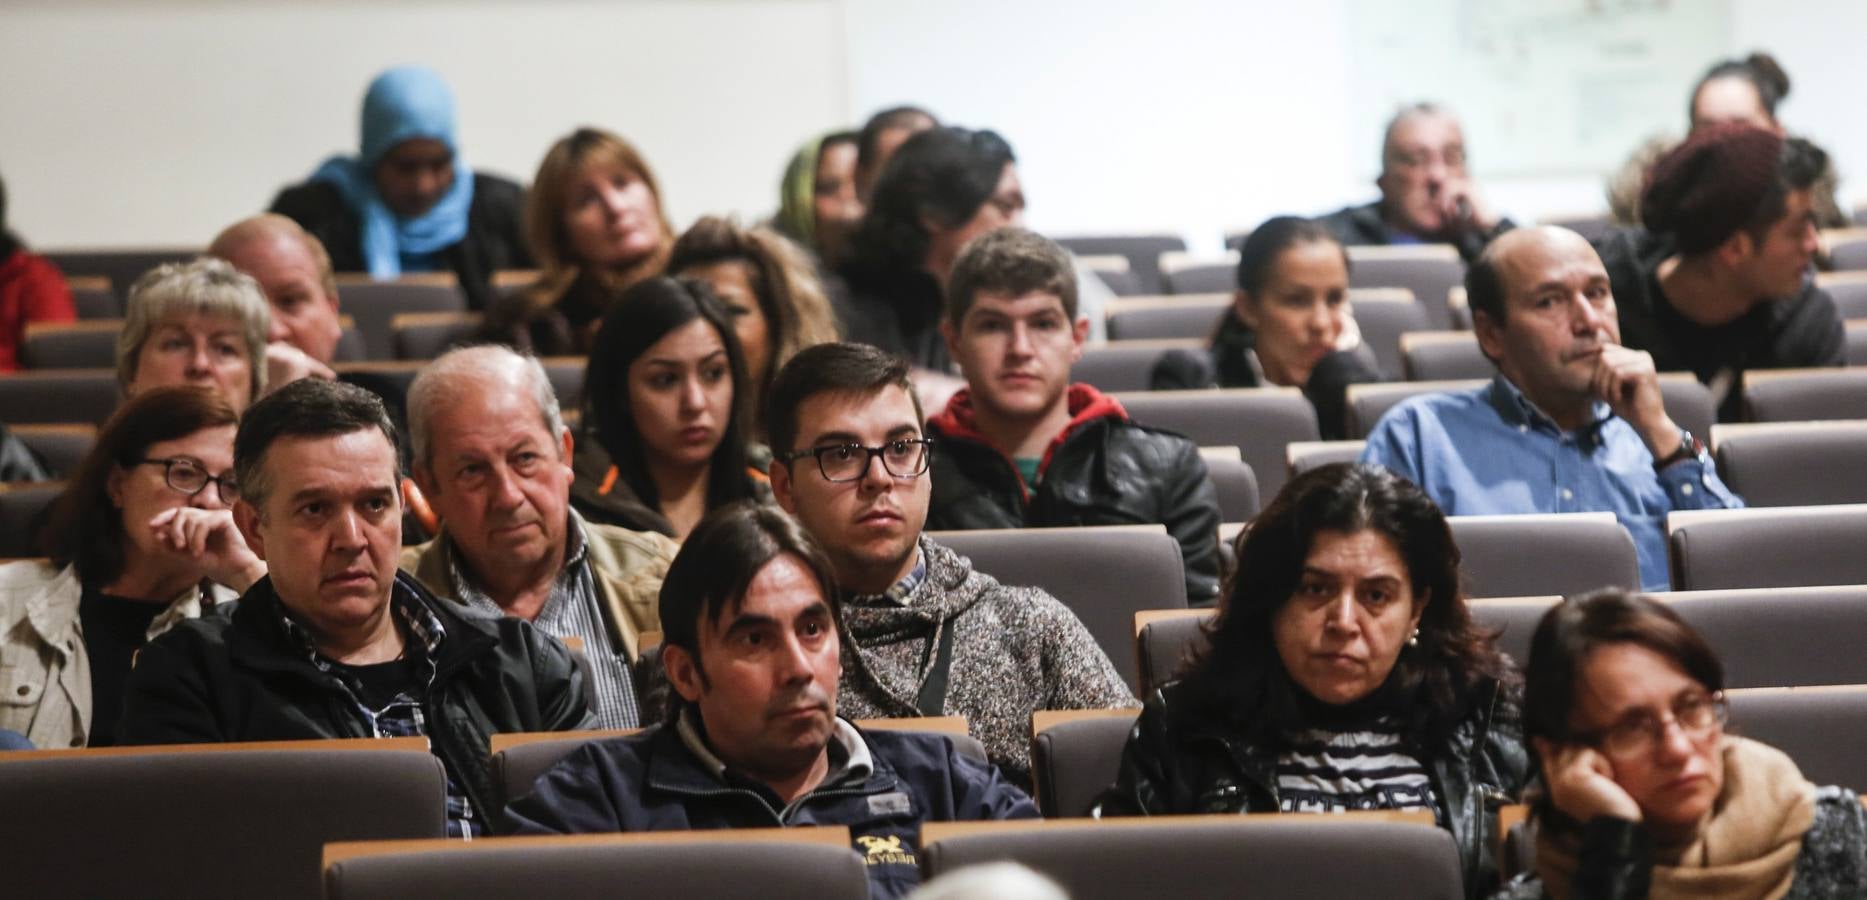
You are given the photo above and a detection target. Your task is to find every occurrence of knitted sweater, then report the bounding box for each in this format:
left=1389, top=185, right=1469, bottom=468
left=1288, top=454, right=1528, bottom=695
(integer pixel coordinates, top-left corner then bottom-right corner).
left=835, top=537, right=1138, bottom=788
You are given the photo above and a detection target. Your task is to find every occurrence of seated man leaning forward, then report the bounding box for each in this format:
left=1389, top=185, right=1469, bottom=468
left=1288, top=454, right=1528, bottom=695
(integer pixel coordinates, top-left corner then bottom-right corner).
left=1360, top=226, right=1741, bottom=591
left=402, top=345, right=678, bottom=730
left=118, top=378, right=593, bottom=837
left=766, top=342, right=1136, bottom=787
left=924, top=226, right=1222, bottom=606
left=505, top=502, right=1037, bottom=899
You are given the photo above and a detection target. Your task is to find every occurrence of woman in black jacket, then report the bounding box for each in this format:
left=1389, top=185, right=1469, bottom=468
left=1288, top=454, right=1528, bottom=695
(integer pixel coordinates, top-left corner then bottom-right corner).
left=1098, top=463, right=1528, bottom=896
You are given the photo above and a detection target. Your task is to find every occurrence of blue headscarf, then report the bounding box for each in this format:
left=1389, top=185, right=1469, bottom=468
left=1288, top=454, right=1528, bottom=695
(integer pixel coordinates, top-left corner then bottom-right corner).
left=310, top=65, right=475, bottom=278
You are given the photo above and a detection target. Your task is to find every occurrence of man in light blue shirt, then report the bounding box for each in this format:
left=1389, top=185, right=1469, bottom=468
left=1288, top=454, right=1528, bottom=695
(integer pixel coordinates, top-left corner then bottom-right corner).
left=1361, top=226, right=1741, bottom=590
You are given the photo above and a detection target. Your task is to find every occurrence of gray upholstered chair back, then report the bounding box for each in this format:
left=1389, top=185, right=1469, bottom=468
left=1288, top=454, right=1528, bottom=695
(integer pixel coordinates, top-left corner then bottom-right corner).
left=1449, top=514, right=1641, bottom=598
left=1713, top=421, right=1867, bottom=507
left=1668, top=506, right=1867, bottom=590
left=1743, top=369, right=1867, bottom=422
left=1727, top=685, right=1867, bottom=791
left=1115, top=388, right=1319, bottom=497
left=1030, top=711, right=1140, bottom=818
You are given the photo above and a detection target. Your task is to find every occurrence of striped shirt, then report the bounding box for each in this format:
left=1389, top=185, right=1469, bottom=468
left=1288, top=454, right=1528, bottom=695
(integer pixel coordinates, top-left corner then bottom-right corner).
left=447, top=524, right=641, bottom=729
left=1275, top=724, right=1441, bottom=822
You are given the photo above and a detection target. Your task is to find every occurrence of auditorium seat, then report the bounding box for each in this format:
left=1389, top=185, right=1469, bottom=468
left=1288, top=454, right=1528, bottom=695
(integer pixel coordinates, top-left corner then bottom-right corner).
left=334, top=317, right=369, bottom=363
left=1134, top=609, right=1213, bottom=697
left=1157, top=253, right=1236, bottom=295
left=1726, top=685, right=1867, bottom=791
left=919, top=815, right=1459, bottom=900
left=1450, top=514, right=1641, bottom=598
left=1401, top=331, right=1491, bottom=381
left=1711, top=421, right=1867, bottom=506
left=0, top=741, right=446, bottom=900
left=1825, top=230, right=1867, bottom=272
left=392, top=311, right=483, bottom=360
left=0, top=368, right=120, bottom=425
left=1103, top=294, right=1226, bottom=341
left=1346, top=244, right=1462, bottom=330
left=542, top=357, right=586, bottom=410
left=336, top=281, right=467, bottom=359
left=68, top=275, right=119, bottom=319
left=1847, top=320, right=1867, bottom=366
left=1055, top=235, right=1187, bottom=296
left=1346, top=375, right=1713, bottom=439
left=0, top=480, right=63, bottom=555
left=1030, top=708, right=1141, bottom=817
left=20, top=319, right=121, bottom=369
left=1815, top=271, right=1867, bottom=320
left=1467, top=597, right=1561, bottom=666
left=1114, top=388, right=1319, bottom=497
left=324, top=831, right=867, bottom=900
left=932, top=526, right=1187, bottom=678
left=1668, top=505, right=1867, bottom=590
left=43, top=248, right=201, bottom=300
left=1743, top=369, right=1867, bottom=422
left=12, top=424, right=95, bottom=476
left=1078, top=254, right=1144, bottom=297
left=1197, top=447, right=1261, bottom=521
left=1540, top=213, right=1617, bottom=244
left=1351, top=289, right=1431, bottom=380
left=1074, top=339, right=1204, bottom=393
left=1652, top=585, right=1867, bottom=688
left=1285, top=440, right=1367, bottom=479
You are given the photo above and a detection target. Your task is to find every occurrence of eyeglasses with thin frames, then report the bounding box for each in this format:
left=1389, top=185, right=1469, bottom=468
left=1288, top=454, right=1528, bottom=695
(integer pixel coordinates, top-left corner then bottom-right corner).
left=1573, top=691, right=1726, bottom=759
left=135, top=457, right=240, bottom=501
left=777, top=438, right=933, bottom=483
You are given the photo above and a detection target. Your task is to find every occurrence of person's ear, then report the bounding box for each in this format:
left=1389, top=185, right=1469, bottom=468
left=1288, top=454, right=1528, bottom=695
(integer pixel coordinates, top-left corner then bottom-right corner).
left=663, top=643, right=704, bottom=704
left=770, top=459, right=797, bottom=513
left=1473, top=308, right=1508, bottom=362
left=1232, top=290, right=1260, bottom=330
left=234, top=499, right=267, bottom=561
left=1715, top=230, right=1755, bottom=268
left=1069, top=314, right=1088, bottom=364
left=1409, top=588, right=1429, bottom=634
left=558, top=426, right=575, bottom=469
left=106, top=465, right=126, bottom=510
left=940, top=317, right=962, bottom=363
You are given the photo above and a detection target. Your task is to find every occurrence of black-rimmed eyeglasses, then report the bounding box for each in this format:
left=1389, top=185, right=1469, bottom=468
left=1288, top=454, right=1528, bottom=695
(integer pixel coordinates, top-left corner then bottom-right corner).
left=778, top=439, right=933, bottom=483
left=135, top=457, right=240, bottom=500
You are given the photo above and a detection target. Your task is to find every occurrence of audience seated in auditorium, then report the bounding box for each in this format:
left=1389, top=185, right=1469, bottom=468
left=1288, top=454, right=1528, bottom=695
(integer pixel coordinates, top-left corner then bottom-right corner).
left=209, top=213, right=344, bottom=387
left=401, top=346, right=677, bottom=730
left=1151, top=216, right=1383, bottom=439
left=0, top=171, right=75, bottom=372
left=1318, top=102, right=1513, bottom=263
left=766, top=342, right=1136, bottom=786
left=269, top=65, right=530, bottom=310
left=1361, top=226, right=1741, bottom=591
left=1097, top=463, right=1529, bottom=897
left=482, top=127, right=673, bottom=356
left=1596, top=123, right=1843, bottom=422
left=118, top=379, right=592, bottom=837
left=506, top=502, right=1037, bottom=898
left=1, top=387, right=258, bottom=748
left=1609, top=52, right=1849, bottom=230
left=118, top=258, right=270, bottom=413
left=667, top=216, right=840, bottom=443
left=1496, top=589, right=1867, bottom=898
left=571, top=276, right=769, bottom=540
left=854, top=105, right=939, bottom=205
left=924, top=227, right=1222, bottom=605
left=775, top=130, right=863, bottom=268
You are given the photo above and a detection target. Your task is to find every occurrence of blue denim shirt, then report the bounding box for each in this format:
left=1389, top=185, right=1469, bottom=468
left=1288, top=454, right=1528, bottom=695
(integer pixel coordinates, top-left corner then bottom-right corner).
left=1360, top=376, right=1742, bottom=590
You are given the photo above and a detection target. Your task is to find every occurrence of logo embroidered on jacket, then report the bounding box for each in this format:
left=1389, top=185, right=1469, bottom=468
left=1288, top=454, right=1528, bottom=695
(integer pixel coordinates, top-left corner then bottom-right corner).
left=855, top=834, right=917, bottom=866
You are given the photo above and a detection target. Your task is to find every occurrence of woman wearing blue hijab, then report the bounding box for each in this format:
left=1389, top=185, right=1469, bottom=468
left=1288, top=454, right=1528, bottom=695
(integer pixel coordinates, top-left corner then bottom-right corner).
left=269, top=65, right=530, bottom=309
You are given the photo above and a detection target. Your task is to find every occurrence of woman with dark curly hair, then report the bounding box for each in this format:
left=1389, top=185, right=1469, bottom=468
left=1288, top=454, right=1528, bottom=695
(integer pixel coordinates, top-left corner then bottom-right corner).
left=1496, top=589, right=1867, bottom=899
left=1098, top=462, right=1529, bottom=896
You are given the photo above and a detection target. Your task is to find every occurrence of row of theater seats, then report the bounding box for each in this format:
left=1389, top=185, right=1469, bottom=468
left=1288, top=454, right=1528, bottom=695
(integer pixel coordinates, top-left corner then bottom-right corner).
left=10, top=679, right=1865, bottom=900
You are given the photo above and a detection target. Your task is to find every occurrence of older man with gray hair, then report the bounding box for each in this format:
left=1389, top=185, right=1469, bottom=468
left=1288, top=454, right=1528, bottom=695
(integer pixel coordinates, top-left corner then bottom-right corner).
left=401, top=345, right=677, bottom=729
left=1317, top=102, right=1513, bottom=263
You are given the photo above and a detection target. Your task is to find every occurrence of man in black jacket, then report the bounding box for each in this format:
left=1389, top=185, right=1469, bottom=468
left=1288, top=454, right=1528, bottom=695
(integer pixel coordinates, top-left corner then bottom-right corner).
left=119, top=379, right=592, bottom=837
left=925, top=227, right=1222, bottom=605
left=505, top=503, right=1036, bottom=900
left=1316, top=102, right=1513, bottom=264
left=1592, top=123, right=1843, bottom=421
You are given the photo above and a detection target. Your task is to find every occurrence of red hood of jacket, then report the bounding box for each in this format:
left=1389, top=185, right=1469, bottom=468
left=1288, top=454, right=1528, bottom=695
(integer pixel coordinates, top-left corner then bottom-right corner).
left=930, top=383, right=1127, bottom=493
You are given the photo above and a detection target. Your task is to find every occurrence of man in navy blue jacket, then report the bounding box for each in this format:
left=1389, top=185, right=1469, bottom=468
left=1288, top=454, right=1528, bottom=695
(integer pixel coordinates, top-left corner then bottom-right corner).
left=504, top=502, right=1036, bottom=898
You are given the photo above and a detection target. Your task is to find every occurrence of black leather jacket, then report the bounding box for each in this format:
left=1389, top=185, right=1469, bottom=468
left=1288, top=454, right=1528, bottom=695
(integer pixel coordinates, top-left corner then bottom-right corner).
left=924, top=386, right=1222, bottom=605
left=1098, top=678, right=1530, bottom=897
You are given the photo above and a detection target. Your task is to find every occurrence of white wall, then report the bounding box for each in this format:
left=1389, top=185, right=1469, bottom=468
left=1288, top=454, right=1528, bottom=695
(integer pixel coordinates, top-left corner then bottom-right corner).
left=0, top=1, right=1857, bottom=250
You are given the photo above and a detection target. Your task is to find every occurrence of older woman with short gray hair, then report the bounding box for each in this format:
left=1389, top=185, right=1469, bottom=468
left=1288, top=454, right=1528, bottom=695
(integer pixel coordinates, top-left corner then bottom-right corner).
left=117, top=257, right=270, bottom=412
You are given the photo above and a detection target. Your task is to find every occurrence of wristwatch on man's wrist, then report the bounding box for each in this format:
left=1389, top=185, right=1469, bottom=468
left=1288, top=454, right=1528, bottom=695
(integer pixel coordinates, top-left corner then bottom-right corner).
left=1653, top=428, right=1704, bottom=471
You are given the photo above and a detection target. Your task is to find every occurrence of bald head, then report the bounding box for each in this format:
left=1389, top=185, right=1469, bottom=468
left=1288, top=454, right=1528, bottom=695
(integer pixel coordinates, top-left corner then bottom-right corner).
left=407, top=345, right=566, bottom=472
left=1466, top=226, right=1603, bottom=324
left=210, top=214, right=343, bottom=363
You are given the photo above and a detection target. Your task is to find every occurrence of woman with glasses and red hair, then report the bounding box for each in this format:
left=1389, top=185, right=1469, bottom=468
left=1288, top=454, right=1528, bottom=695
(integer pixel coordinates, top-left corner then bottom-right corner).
left=1498, top=589, right=1867, bottom=898
left=0, top=386, right=262, bottom=749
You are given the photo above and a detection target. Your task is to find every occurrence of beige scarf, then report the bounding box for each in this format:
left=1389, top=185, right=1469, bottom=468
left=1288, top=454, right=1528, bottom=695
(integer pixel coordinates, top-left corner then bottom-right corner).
left=1535, top=736, right=1817, bottom=900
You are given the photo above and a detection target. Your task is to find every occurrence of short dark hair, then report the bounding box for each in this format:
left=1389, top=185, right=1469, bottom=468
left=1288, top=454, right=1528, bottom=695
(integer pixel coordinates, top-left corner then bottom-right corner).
left=856, top=105, right=938, bottom=175
left=1642, top=126, right=1828, bottom=256
left=766, top=342, right=924, bottom=458
left=1236, top=216, right=1348, bottom=297
left=1692, top=52, right=1791, bottom=123
left=234, top=378, right=396, bottom=510
left=1176, top=463, right=1513, bottom=749
left=1522, top=589, right=1724, bottom=746
left=1464, top=240, right=1509, bottom=326
left=849, top=126, right=1017, bottom=274
left=582, top=275, right=757, bottom=519
left=946, top=226, right=1078, bottom=324
left=39, top=386, right=239, bottom=582
left=658, top=501, right=840, bottom=719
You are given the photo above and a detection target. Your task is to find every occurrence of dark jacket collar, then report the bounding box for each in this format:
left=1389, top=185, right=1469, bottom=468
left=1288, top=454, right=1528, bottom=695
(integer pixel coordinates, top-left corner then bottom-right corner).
left=226, top=571, right=499, bottom=682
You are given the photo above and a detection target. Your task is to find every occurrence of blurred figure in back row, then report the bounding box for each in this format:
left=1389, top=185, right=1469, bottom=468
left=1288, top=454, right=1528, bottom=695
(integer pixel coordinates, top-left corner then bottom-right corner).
left=775, top=130, right=863, bottom=269
left=1319, top=102, right=1513, bottom=264
left=271, top=65, right=531, bottom=311
left=117, top=259, right=270, bottom=413
left=1151, top=216, right=1383, bottom=439
left=0, top=171, right=75, bottom=372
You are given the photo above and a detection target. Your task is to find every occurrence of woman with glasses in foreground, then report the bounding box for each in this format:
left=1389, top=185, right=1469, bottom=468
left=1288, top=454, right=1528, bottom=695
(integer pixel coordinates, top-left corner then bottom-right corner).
left=1498, top=589, right=1867, bottom=898
left=0, top=387, right=261, bottom=748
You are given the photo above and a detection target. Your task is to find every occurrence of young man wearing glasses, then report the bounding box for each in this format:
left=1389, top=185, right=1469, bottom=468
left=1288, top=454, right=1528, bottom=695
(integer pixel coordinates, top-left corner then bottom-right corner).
left=767, top=341, right=1134, bottom=788
left=925, top=227, right=1222, bottom=606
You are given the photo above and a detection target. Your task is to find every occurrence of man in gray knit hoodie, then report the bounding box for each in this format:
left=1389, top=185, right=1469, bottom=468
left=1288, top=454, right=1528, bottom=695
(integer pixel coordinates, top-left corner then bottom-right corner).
left=768, top=343, right=1137, bottom=788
